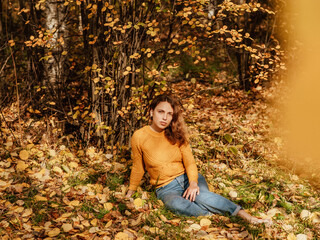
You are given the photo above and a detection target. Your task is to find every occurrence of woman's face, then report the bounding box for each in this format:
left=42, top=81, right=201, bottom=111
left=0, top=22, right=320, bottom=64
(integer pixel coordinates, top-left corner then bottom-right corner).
left=150, top=101, right=174, bottom=132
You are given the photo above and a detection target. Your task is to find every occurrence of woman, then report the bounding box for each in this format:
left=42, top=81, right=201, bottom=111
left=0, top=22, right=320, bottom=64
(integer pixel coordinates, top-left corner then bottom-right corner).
left=126, top=94, right=272, bottom=225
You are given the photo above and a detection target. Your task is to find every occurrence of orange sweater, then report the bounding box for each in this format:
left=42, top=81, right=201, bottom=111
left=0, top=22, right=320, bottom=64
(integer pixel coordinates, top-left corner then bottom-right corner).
left=128, top=126, right=198, bottom=190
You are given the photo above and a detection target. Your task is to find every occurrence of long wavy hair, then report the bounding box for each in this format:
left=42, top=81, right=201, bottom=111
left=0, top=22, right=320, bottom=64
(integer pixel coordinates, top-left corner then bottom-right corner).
left=149, top=94, right=188, bottom=146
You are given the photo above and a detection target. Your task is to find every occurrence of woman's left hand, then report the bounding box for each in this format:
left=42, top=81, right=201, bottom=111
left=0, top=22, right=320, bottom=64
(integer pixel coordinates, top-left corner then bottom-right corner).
left=182, top=181, right=200, bottom=202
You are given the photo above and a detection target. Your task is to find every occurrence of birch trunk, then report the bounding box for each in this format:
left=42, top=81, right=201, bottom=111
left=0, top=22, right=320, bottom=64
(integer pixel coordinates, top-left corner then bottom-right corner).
left=44, top=0, right=67, bottom=94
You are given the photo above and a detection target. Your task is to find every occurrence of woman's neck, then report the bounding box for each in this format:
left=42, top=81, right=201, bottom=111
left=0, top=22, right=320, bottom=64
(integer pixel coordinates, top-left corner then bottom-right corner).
left=149, top=125, right=164, bottom=133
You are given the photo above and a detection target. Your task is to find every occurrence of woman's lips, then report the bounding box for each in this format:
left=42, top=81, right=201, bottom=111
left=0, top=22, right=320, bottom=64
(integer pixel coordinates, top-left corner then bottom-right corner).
left=160, top=121, right=167, bottom=126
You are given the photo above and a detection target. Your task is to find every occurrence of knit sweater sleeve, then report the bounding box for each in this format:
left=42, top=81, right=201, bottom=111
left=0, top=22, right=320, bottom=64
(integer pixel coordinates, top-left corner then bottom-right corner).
left=180, top=143, right=198, bottom=183
left=128, top=131, right=145, bottom=191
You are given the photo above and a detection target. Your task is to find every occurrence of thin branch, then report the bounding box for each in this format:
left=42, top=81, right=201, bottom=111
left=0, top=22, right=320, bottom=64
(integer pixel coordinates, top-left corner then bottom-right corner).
left=10, top=46, right=22, bottom=146
left=0, top=54, right=11, bottom=75
left=0, top=109, right=20, bottom=147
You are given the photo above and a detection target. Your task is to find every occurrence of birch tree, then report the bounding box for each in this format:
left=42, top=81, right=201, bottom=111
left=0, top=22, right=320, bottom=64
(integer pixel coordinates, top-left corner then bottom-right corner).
left=44, top=0, right=68, bottom=99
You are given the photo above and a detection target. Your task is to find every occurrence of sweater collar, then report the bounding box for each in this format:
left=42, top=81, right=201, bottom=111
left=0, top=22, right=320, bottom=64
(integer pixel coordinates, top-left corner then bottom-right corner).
left=145, top=125, right=165, bottom=137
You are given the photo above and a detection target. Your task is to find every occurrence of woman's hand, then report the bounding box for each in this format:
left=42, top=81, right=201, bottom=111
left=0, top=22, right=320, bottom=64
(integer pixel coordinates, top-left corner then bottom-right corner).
left=126, top=189, right=135, bottom=199
left=182, top=181, right=200, bottom=202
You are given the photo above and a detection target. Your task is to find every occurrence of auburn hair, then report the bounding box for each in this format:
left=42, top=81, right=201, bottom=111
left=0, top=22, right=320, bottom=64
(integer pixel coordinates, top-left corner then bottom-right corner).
left=149, top=94, right=188, bottom=146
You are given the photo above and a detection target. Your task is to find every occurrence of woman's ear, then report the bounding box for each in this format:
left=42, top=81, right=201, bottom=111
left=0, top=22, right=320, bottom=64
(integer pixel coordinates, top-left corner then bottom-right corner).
left=150, top=110, right=153, bottom=117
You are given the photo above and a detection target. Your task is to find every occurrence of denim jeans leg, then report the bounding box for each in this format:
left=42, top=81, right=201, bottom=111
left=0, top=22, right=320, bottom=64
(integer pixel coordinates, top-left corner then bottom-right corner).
left=156, top=175, right=210, bottom=217
left=195, top=174, right=241, bottom=216
left=156, top=173, right=241, bottom=217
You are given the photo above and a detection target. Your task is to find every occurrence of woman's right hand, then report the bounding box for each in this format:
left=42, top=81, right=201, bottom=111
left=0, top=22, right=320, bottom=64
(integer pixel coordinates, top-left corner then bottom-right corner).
left=126, top=189, right=135, bottom=198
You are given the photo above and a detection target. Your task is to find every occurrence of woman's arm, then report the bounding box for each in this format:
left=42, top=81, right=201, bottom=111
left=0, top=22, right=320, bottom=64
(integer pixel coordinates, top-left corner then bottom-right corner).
left=180, top=143, right=199, bottom=201
left=127, top=132, right=145, bottom=191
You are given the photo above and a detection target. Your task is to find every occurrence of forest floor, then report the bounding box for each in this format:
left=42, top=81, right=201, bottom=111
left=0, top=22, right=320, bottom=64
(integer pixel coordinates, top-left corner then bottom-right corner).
left=1, top=81, right=320, bottom=239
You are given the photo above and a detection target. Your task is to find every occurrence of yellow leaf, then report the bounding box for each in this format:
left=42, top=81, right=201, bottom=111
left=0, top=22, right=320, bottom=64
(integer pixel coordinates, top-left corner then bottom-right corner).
left=62, top=51, right=68, bottom=55
left=133, top=198, right=144, bottom=208
left=48, top=228, right=60, bottom=237
left=62, top=223, right=73, bottom=232
left=52, top=166, right=63, bottom=174
left=104, top=202, right=113, bottom=211
left=60, top=212, right=73, bottom=218
left=16, top=161, right=28, bottom=171
left=69, top=161, right=78, bottom=169
left=69, top=200, right=80, bottom=207
left=19, top=150, right=29, bottom=160
left=226, top=223, right=233, bottom=228
left=159, top=214, right=168, bottom=222
left=115, top=232, right=129, bottom=240
left=121, top=220, right=129, bottom=226
left=89, top=226, right=100, bottom=233
left=149, top=227, right=160, bottom=234
left=200, top=218, right=211, bottom=227
left=35, top=195, right=48, bottom=201
left=105, top=220, right=113, bottom=228
left=91, top=218, right=98, bottom=226
left=287, top=233, right=296, bottom=240
left=14, top=206, right=24, bottom=213
left=0, top=180, right=10, bottom=188
left=22, top=208, right=33, bottom=217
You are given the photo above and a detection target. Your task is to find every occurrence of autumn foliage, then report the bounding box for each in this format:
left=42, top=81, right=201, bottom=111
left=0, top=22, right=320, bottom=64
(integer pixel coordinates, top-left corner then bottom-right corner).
left=1, top=0, right=285, bottom=148
left=2, top=1, right=320, bottom=239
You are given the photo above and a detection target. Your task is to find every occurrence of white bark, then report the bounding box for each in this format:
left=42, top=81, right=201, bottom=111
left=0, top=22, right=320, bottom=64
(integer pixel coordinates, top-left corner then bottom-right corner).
left=44, top=0, right=67, bottom=88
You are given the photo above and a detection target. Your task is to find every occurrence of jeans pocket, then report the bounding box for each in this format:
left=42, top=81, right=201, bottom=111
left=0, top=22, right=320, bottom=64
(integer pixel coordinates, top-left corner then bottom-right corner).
left=175, top=173, right=187, bottom=189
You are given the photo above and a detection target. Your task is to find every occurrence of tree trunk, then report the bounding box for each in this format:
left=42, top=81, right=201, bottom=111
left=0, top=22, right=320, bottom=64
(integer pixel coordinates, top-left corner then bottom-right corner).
left=44, top=0, right=67, bottom=99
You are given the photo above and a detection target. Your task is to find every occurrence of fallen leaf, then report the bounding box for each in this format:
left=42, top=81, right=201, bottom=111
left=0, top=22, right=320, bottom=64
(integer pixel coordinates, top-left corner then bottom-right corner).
left=91, top=218, right=98, bottom=226
left=114, top=232, right=129, bottom=240
left=104, top=202, right=113, bottom=211
left=300, top=210, right=311, bottom=220
left=266, top=208, right=281, bottom=217
left=53, top=166, right=63, bottom=174
left=229, top=190, right=238, bottom=198
left=186, top=223, right=201, bottom=232
left=283, top=224, right=293, bottom=232
left=159, top=214, right=168, bottom=222
left=47, top=228, right=60, bottom=237
left=200, top=218, right=211, bottom=227
left=239, top=231, right=249, bottom=238
left=55, top=212, right=73, bottom=222
left=19, top=150, right=29, bottom=160
left=23, top=223, right=32, bottom=232
left=69, top=162, right=78, bottom=168
left=296, top=234, right=307, bottom=240
left=48, top=149, right=56, bottom=157
left=69, top=200, right=80, bottom=207
left=16, top=161, right=28, bottom=171
left=22, top=208, right=33, bottom=217
left=62, top=223, right=73, bottom=232
left=105, top=220, right=112, bottom=228
left=149, top=227, right=160, bottom=234
left=35, top=195, right=47, bottom=201
left=133, top=198, right=144, bottom=208
left=89, top=226, right=99, bottom=233
left=32, top=168, right=51, bottom=182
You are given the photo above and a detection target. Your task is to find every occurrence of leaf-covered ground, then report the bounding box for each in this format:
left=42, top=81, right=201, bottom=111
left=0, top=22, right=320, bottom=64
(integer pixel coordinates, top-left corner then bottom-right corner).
left=1, top=82, right=320, bottom=239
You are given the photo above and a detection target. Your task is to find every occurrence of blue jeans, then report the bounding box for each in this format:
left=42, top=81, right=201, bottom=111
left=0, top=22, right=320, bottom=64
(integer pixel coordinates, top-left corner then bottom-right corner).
left=156, top=173, right=241, bottom=217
